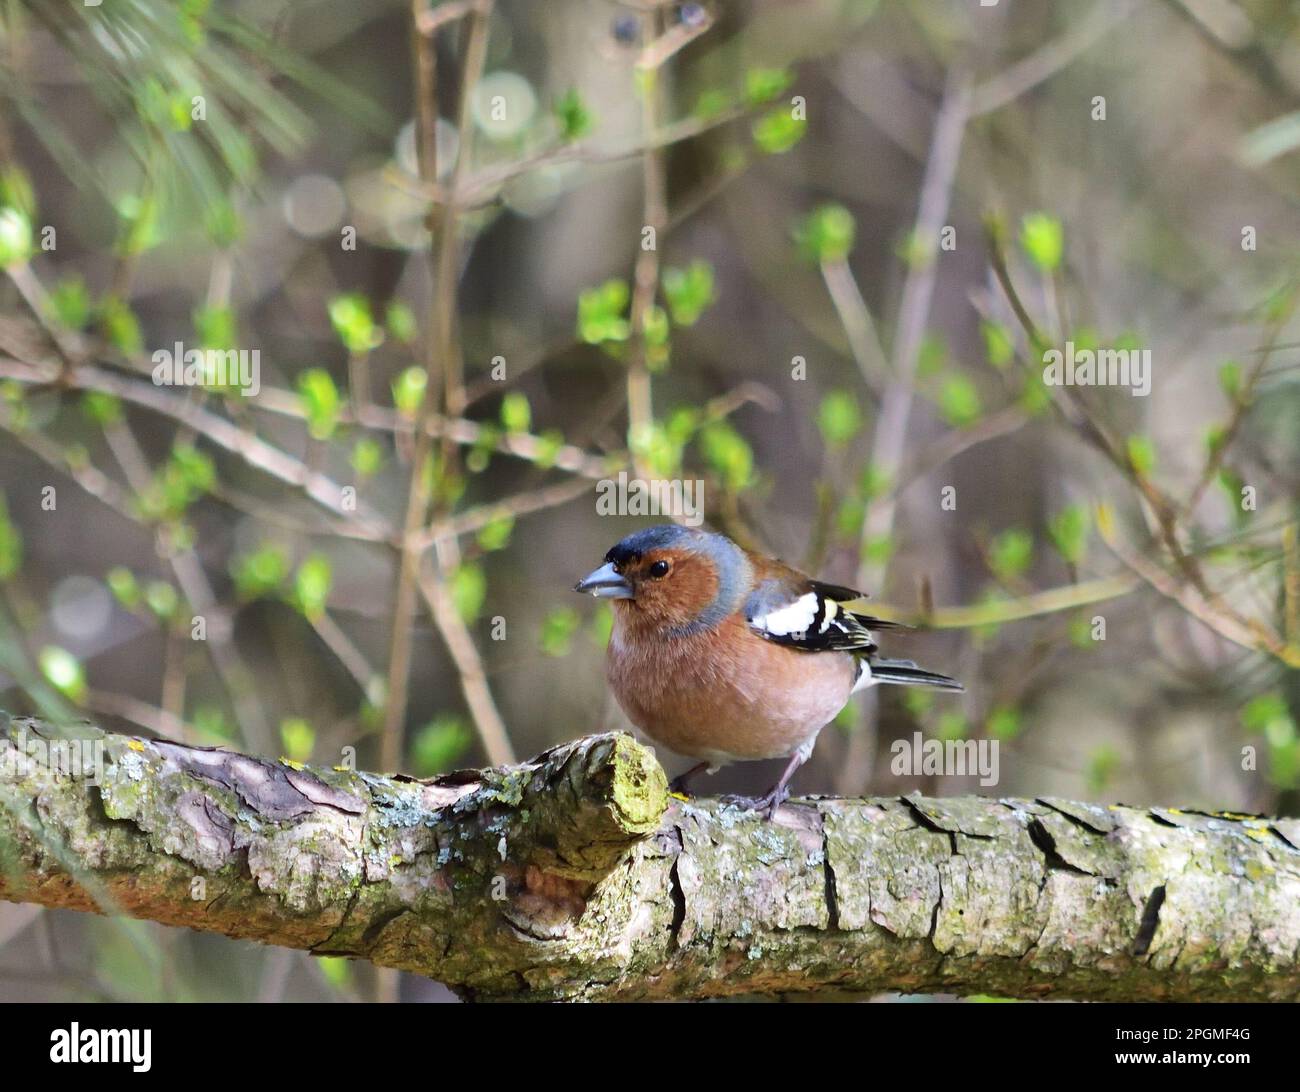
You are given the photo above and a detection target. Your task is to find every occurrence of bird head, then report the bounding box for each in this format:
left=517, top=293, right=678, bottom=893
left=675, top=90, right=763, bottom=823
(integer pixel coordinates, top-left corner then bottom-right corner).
left=575, top=524, right=749, bottom=634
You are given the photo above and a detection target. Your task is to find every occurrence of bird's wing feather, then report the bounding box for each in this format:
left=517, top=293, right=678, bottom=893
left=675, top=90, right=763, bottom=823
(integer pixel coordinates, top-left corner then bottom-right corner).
left=743, top=573, right=901, bottom=653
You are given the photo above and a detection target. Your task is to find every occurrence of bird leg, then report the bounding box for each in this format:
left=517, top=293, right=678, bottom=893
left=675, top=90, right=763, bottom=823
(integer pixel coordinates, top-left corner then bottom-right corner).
left=668, top=761, right=713, bottom=797
left=723, top=742, right=813, bottom=820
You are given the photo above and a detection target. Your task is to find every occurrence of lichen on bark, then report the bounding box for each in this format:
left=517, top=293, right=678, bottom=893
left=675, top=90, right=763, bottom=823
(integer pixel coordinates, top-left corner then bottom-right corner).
left=1, top=712, right=1297, bottom=1001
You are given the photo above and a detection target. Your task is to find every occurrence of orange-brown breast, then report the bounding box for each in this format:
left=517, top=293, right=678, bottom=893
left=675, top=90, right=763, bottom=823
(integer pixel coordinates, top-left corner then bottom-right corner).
left=606, top=610, right=855, bottom=763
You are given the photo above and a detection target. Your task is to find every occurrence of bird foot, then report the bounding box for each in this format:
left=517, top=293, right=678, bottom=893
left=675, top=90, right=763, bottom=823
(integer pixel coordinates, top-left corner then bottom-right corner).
left=719, top=784, right=791, bottom=820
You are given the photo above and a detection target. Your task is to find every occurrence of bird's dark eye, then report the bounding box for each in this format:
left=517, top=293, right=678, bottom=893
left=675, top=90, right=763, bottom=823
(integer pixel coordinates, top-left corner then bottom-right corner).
left=648, top=559, right=670, bottom=578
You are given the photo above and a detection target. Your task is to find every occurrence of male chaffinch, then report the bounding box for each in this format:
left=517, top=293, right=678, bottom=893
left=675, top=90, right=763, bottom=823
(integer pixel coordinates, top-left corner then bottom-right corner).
left=575, top=524, right=963, bottom=817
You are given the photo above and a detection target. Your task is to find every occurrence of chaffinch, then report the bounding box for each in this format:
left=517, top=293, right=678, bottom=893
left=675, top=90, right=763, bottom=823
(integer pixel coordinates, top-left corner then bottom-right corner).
left=575, top=524, right=963, bottom=817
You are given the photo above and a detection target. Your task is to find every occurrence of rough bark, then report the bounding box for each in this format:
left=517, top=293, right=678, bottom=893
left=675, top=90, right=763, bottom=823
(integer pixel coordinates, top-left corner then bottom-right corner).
left=0, top=712, right=1297, bottom=1001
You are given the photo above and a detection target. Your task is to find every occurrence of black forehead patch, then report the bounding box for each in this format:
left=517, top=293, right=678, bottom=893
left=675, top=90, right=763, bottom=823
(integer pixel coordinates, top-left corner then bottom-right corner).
left=605, top=524, right=695, bottom=566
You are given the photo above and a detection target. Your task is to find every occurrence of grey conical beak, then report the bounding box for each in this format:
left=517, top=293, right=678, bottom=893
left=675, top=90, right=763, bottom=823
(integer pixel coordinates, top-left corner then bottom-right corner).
left=575, top=561, right=634, bottom=599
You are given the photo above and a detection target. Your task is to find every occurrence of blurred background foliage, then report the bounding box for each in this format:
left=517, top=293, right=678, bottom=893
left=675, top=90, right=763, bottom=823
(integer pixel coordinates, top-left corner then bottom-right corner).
left=1, top=0, right=1299, bottom=1000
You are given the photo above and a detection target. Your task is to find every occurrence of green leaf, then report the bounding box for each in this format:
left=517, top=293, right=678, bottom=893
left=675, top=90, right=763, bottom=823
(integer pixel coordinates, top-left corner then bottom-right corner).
left=533, top=429, right=564, bottom=469
left=1218, top=360, right=1242, bottom=400
left=1068, top=612, right=1096, bottom=649
left=662, top=260, right=716, bottom=326
left=862, top=534, right=893, bottom=566
left=0, top=493, right=22, bottom=581
left=834, top=496, right=865, bottom=541
left=114, top=191, right=160, bottom=256
left=1047, top=505, right=1089, bottom=565
left=752, top=108, right=806, bottom=154
left=81, top=391, right=123, bottom=427
left=1020, top=212, right=1063, bottom=271
left=1126, top=434, right=1157, bottom=476
left=860, top=462, right=892, bottom=501
left=0, top=167, right=35, bottom=218
left=1085, top=744, right=1120, bottom=796
left=637, top=420, right=684, bottom=478
left=39, top=646, right=86, bottom=702
left=744, top=67, right=794, bottom=106
left=917, top=334, right=948, bottom=377
left=980, top=320, right=1015, bottom=369
left=410, top=714, right=472, bottom=776
left=194, top=305, right=237, bottom=351
left=294, top=554, right=332, bottom=621
left=643, top=305, right=670, bottom=370
left=895, top=227, right=934, bottom=270
left=577, top=279, right=631, bottom=344
left=351, top=437, right=384, bottom=479
left=986, top=707, right=1022, bottom=741
left=554, top=88, right=594, bottom=141
left=192, top=705, right=231, bottom=741
left=169, top=444, right=216, bottom=497
left=144, top=581, right=178, bottom=619
left=904, top=688, right=934, bottom=717
left=1018, top=370, right=1052, bottom=415
left=328, top=293, right=381, bottom=355
left=99, top=297, right=143, bottom=354
left=1242, top=693, right=1293, bottom=742
left=392, top=366, right=427, bottom=416
left=451, top=564, right=486, bottom=624
left=48, top=277, right=91, bottom=330
left=988, top=528, right=1033, bottom=580
left=385, top=301, right=417, bottom=345
left=817, top=390, right=862, bottom=447
left=106, top=567, right=139, bottom=609
left=232, top=544, right=290, bottom=600
left=539, top=607, right=581, bottom=657
left=316, top=956, right=352, bottom=990
left=937, top=712, right=967, bottom=740
left=297, top=368, right=341, bottom=441
left=693, top=89, right=731, bottom=121
left=476, top=515, right=515, bottom=552
left=204, top=199, right=242, bottom=247
left=795, top=204, right=855, bottom=263
left=140, top=444, right=215, bottom=520
left=1268, top=738, right=1300, bottom=789
left=698, top=421, right=754, bottom=491
left=279, top=718, right=315, bottom=763
left=0, top=206, right=33, bottom=267
left=938, top=374, right=982, bottom=427
left=1204, top=424, right=1226, bottom=457
left=500, top=391, right=532, bottom=434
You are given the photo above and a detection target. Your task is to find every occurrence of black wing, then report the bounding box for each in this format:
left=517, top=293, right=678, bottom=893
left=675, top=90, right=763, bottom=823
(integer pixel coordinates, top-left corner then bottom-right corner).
left=744, top=578, right=904, bottom=653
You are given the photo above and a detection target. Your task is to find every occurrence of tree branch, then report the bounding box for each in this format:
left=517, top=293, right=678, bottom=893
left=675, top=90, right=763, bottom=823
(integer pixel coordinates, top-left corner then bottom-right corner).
left=1, top=714, right=1297, bottom=1001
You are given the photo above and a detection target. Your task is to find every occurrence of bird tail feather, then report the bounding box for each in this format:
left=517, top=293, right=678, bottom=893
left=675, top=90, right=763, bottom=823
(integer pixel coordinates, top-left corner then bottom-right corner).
left=868, top=657, right=964, bottom=692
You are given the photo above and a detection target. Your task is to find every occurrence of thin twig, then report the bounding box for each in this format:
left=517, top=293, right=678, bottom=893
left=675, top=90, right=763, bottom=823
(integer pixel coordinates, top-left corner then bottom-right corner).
left=625, top=4, right=669, bottom=476
left=416, top=561, right=514, bottom=766
left=857, top=72, right=972, bottom=590
left=820, top=257, right=889, bottom=395
left=968, top=0, right=1136, bottom=117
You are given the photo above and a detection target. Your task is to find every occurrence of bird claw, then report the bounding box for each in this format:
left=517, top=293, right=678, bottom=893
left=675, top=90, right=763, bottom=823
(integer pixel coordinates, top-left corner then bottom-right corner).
left=719, top=785, right=791, bottom=820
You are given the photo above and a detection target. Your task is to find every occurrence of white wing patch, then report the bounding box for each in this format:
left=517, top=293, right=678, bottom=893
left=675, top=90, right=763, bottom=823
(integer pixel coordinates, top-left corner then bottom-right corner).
left=751, top=592, right=820, bottom=637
